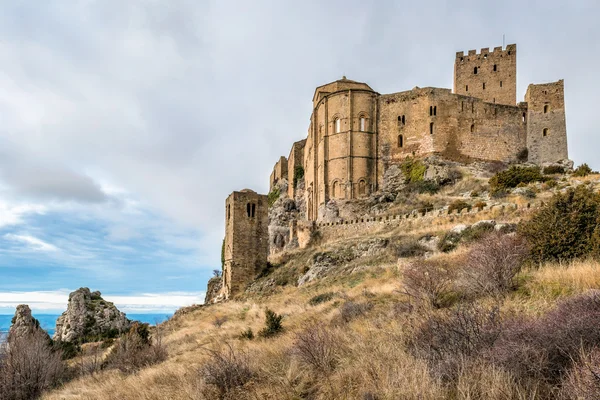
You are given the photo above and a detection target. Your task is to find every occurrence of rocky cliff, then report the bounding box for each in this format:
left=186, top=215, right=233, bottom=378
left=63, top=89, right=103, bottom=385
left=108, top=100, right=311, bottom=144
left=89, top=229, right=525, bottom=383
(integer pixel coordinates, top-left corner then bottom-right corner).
left=53, top=287, right=131, bottom=343
left=8, top=304, right=48, bottom=340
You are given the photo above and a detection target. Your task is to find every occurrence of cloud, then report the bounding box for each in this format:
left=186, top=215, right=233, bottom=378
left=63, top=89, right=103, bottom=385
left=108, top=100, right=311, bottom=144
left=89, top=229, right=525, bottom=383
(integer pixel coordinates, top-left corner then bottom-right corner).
left=0, top=289, right=205, bottom=314
left=4, top=233, right=58, bottom=252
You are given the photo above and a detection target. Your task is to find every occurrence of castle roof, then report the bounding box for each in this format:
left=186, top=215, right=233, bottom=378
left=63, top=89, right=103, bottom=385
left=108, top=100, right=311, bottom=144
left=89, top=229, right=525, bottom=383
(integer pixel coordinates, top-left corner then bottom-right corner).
left=312, top=77, right=374, bottom=103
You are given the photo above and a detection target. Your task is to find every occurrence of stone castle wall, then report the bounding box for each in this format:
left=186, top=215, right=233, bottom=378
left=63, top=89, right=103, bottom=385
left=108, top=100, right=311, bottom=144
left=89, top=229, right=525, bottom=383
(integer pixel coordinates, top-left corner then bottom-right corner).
left=315, top=200, right=539, bottom=244
left=269, top=156, right=288, bottom=191
left=454, top=44, right=517, bottom=106
left=287, top=139, right=306, bottom=198
left=525, top=80, right=568, bottom=164
left=223, top=190, right=269, bottom=299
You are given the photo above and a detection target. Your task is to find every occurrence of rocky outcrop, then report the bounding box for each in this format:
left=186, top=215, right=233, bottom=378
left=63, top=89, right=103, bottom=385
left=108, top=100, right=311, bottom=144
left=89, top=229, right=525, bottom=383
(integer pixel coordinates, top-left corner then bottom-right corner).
left=204, top=276, right=223, bottom=304
left=53, top=288, right=130, bottom=343
left=8, top=304, right=48, bottom=340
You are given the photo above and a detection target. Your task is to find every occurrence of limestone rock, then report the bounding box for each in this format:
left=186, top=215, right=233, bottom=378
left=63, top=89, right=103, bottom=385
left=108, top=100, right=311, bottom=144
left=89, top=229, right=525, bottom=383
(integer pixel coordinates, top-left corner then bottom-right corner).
left=204, top=276, right=223, bottom=304
left=451, top=224, right=469, bottom=234
left=53, top=287, right=131, bottom=343
left=381, top=164, right=405, bottom=194
left=8, top=304, right=48, bottom=340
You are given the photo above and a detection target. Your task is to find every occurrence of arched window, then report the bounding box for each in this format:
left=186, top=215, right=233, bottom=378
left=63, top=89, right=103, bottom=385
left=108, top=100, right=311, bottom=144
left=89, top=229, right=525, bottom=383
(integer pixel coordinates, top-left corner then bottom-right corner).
left=334, top=117, right=341, bottom=133
left=434, top=106, right=437, bottom=116
left=358, top=180, right=367, bottom=197
left=251, top=203, right=256, bottom=218
left=227, top=205, right=231, bottom=221
left=500, top=81, right=503, bottom=88
left=359, top=115, right=368, bottom=131
left=466, top=85, right=469, bottom=92
left=543, top=128, right=549, bottom=137
left=471, top=124, right=475, bottom=133
left=474, top=67, right=478, bottom=74
left=332, top=181, right=339, bottom=199
left=402, top=115, right=405, bottom=125
left=523, top=113, right=526, bottom=123
left=483, top=82, right=486, bottom=90
left=398, top=135, right=404, bottom=148
left=246, top=203, right=251, bottom=217
left=493, top=64, right=497, bottom=72
left=429, top=106, right=433, bottom=116
left=544, top=104, right=549, bottom=114
left=430, top=122, right=434, bottom=135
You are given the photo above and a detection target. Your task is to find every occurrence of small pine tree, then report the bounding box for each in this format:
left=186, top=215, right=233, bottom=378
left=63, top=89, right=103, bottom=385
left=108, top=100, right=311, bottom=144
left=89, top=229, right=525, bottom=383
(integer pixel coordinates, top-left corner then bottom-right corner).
left=259, top=309, right=283, bottom=338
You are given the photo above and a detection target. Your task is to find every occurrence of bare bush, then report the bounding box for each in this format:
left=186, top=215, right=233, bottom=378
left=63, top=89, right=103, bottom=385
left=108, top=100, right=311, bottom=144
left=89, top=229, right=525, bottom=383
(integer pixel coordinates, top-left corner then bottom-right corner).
left=200, top=343, right=255, bottom=400
left=293, top=324, right=341, bottom=376
left=460, top=233, right=528, bottom=298
left=401, top=259, right=454, bottom=308
left=338, top=301, right=373, bottom=323
left=491, top=290, right=600, bottom=384
left=410, top=303, right=502, bottom=381
left=103, top=322, right=167, bottom=374
left=213, top=315, right=228, bottom=328
left=0, top=331, right=65, bottom=400
left=562, top=347, right=600, bottom=399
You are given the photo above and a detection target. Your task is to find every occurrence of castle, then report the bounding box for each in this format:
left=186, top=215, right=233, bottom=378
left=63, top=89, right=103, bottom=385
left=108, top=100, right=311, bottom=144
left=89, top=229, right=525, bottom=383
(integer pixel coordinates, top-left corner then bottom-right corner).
left=210, top=44, right=569, bottom=301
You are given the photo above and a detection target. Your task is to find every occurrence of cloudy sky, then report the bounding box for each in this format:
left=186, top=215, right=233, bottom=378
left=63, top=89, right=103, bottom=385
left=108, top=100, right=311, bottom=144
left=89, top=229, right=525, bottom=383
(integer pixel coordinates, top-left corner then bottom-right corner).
left=0, top=1, right=598, bottom=314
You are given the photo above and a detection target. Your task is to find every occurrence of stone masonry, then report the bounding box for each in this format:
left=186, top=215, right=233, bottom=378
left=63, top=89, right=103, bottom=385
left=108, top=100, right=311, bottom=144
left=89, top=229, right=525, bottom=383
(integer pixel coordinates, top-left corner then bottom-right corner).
left=220, top=189, right=269, bottom=299
left=268, top=43, right=569, bottom=221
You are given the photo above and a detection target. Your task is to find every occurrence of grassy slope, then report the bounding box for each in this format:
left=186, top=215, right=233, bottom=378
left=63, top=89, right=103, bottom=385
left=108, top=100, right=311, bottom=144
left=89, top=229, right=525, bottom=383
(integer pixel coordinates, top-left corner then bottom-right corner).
left=44, top=174, right=600, bottom=400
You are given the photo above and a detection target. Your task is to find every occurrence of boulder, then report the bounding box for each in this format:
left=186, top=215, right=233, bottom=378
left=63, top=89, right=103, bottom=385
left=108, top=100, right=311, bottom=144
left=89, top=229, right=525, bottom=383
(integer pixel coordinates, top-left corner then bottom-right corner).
left=53, top=287, right=130, bottom=343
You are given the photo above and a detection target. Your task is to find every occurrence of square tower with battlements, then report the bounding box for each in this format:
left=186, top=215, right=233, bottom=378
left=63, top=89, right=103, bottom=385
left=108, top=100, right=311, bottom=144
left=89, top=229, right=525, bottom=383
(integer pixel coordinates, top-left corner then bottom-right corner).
left=222, top=189, right=269, bottom=299
left=454, top=44, right=517, bottom=105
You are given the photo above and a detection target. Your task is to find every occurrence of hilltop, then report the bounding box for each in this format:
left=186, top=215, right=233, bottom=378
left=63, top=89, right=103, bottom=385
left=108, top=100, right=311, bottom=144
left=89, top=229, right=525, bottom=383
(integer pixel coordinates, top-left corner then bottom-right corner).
left=37, top=165, right=600, bottom=400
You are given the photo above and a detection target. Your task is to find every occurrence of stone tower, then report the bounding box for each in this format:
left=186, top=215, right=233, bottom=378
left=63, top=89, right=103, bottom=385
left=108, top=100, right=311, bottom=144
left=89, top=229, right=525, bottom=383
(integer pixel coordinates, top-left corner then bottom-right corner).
left=454, top=44, right=517, bottom=105
left=525, top=80, right=568, bottom=164
left=222, top=189, right=268, bottom=299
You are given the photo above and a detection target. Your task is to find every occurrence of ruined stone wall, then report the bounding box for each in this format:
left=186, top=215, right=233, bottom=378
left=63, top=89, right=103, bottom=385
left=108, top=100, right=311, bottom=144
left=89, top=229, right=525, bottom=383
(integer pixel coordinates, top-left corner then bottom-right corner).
left=269, top=156, right=288, bottom=192
left=454, top=44, right=517, bottom=106
left=315, top=201, right=537, bottom=244
left=525, top=80, right=568, bottom=164
left=223, top=190, right=269, bottom=299
left=287, top=139, right=306, bottom=198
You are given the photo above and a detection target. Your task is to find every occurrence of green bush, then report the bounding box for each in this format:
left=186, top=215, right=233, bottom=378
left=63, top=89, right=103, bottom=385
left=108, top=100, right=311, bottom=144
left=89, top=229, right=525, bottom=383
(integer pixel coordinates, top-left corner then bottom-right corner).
left=239, top=328, right=254, bottom=340
left=519, top=186, right=600, bottom=264
left=517, top=148, right=529, bottom=162
left=259, top=309, right=283, bottom=338
left=489, top=166, right=547, bottom=194
left=573, top=163, right=593, bottom=177
left=543, top=165, right=565, bottom=175
left=267, top=187, right=281, bottom=207
left=308, top=292, right=335, bottom=306
left=401, top=157, right=426, bottom=184
left=293, top=166, right=304, bottom=188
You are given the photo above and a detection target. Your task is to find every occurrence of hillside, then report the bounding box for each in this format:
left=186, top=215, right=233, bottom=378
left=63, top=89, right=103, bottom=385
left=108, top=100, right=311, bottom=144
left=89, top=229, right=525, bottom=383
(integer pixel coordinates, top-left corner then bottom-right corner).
left=38, top=167, right=600, bottom=400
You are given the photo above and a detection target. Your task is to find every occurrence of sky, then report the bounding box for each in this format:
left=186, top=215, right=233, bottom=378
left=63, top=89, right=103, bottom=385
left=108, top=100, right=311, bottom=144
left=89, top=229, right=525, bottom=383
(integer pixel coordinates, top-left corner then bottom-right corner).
left=0, top=0, right=598, bottom=314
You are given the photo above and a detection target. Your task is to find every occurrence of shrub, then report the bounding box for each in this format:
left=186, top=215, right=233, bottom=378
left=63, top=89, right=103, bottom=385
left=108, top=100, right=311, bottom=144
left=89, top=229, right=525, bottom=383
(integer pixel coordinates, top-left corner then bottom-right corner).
left=239, top=328, right=254, bottom=340
left=258, top=309, right=283, bottom=338
left=401, top=259, right=455, bottom=309
left=308, top=292, right=335, bottom=306
left=293, top=166, right=304, bottom=188
left=293, top=324, right=341, bottom=376
left=103, top=322, right=167, bottom=374
left=213, top=315, right=228, bottom=328
left=267, top=187, right=281, bottom=207
left=395, top=239, right=429, bottom=258
left=460, top=233, right=528, bottom=298
left=492, top=291, right=600, bottom=384
left=543, top=165, right=565, bottom=175
left=200, top=344, right=255, bottom=399
left=574, top=163, right=593, bottom=177
left=473, top=201, right=487, bottom=210
left=562, top=347, right=600, bottom=399
left=409, top=304, right=502, bottom=381
left=489, top=166, right=546, bottom=194
left=519, top=186, right=600, bottom=263
left=438, top=231, right=461, bottom=253
left=459, top=222, right=496, bottom=244
left=0, top=331, right=65, bottom=400
left=448, top=200, right=471, bottom=214
left=338, top=301, right=373, bottom=323
left=401, top=157, right=426, bottom=184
